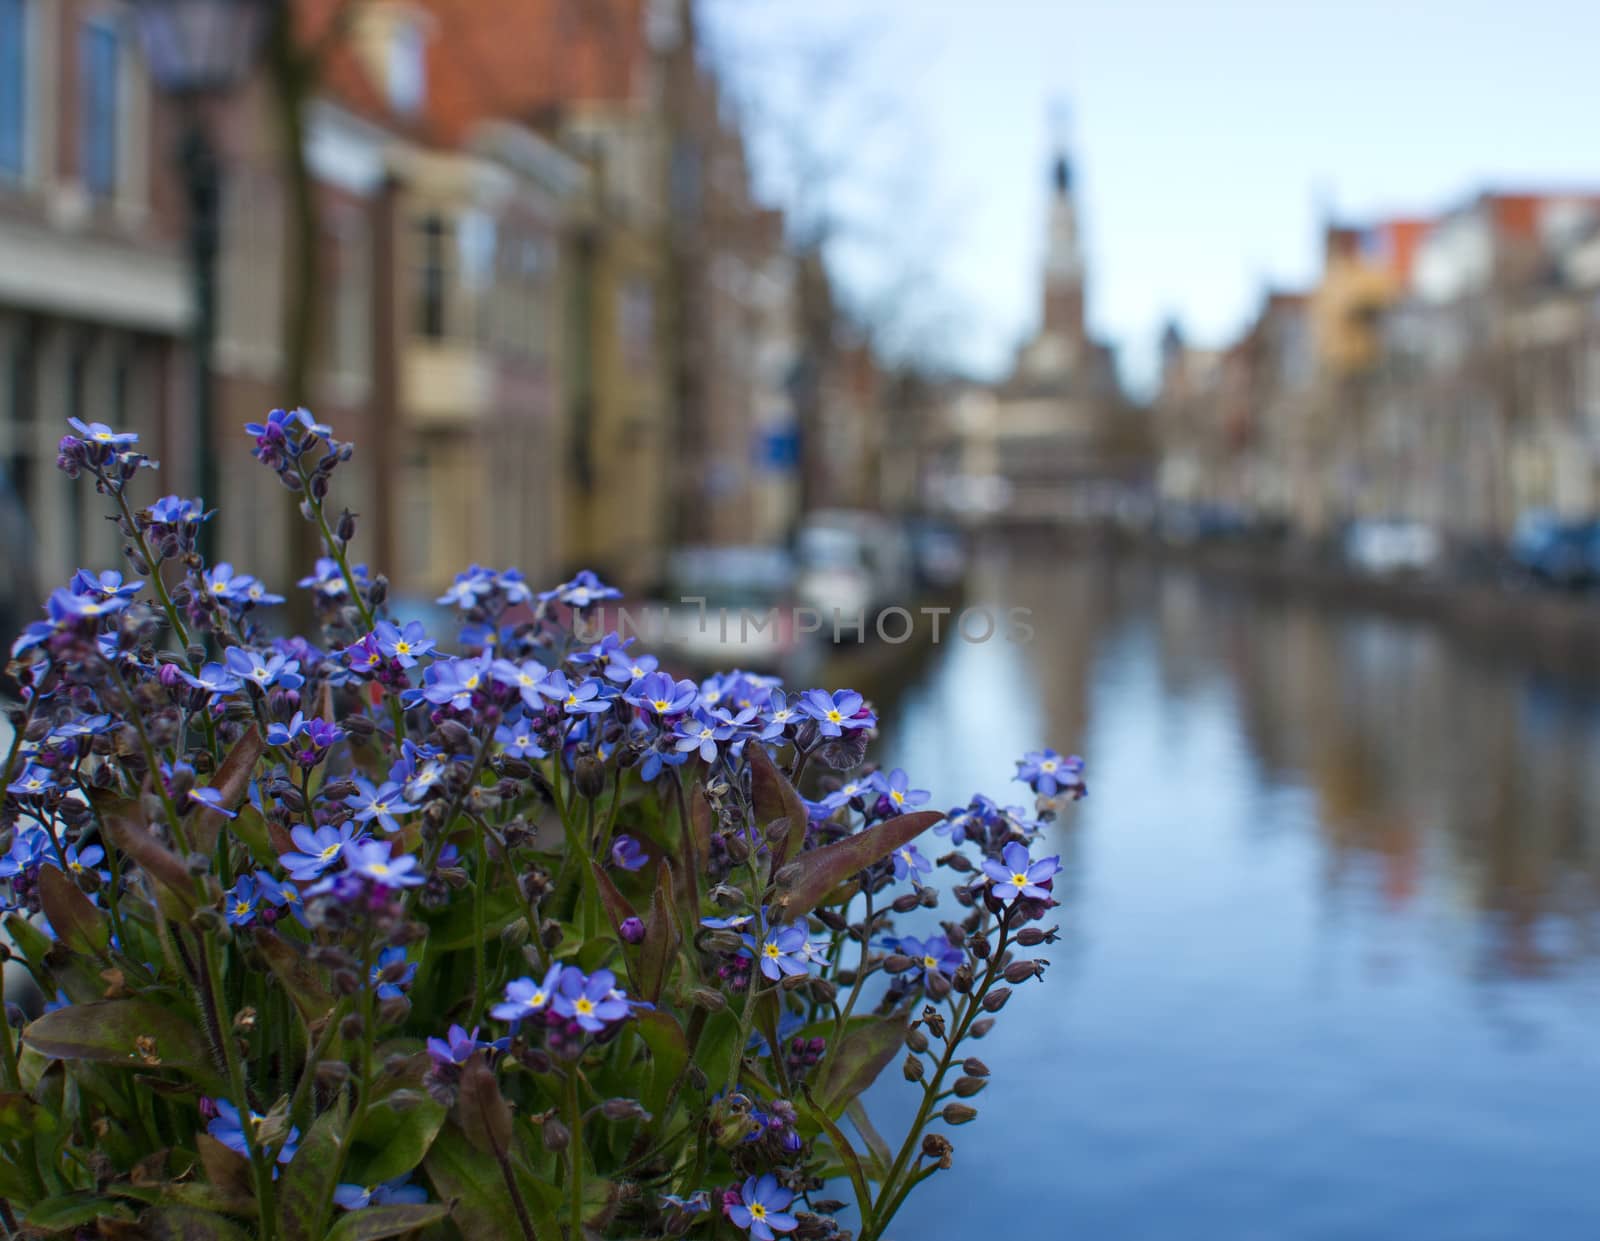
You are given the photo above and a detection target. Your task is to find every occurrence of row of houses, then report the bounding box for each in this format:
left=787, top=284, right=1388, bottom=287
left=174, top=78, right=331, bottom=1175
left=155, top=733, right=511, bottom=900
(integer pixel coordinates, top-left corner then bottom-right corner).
left=1156, top=186, right=1600, bottom=549
left=0, top=0, right=896, bottom=607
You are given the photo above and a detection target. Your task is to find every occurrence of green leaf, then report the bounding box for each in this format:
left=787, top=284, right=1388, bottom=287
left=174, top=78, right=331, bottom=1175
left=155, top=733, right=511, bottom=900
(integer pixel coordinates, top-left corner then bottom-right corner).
left=192, top=726, right=264, bottom=854
left=748, top=743, right=808, bottom=869
left=254, top=929, right=335, bottom=1024
left=324, top=1203, right=451, bottom=1241
left=800, top=1090, right=876, bottom=1235
left=103, top=813, right=197, bottom=913
left=813, top=1014, right=908, bottom=1118
left=771, top=811, right=944, bottom=920
left=197, top=1132, right=254, bottom=1207
left=0, top=1090, right=43, bottom=1141
left=421, top=886, right=524, bottom=952
left=23, top=1191, right=135, bottom=1232
left=37, top=865, right=109, bottom=957
left=635, top=1008, right=690, bottom=1118
left=590, top=860, right=638, bottom=934
left=277, top=1097, right=349, bottom=1241
left=423, top=1126, right=522, bottom=1238
left=21, top=998, right=222, bottom=1093
left=4, top=912, right=55, bottom=972
left=845, top=1098, right=895, bottom=1181
left=137, top=1206, right=256, bottom=1240
left=455, top=1052, right=512, bottom=1159
left=637, top=861, right=679, bottom=1004
left=348, top=1091, right=447, bottom=1186
left=227, top=805, right=277, bottom=871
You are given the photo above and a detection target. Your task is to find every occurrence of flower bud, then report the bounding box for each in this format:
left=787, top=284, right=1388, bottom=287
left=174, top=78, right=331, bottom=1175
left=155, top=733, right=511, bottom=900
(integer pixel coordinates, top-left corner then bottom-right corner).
left=890, top=892, right=920, bottom=914
left=1003, top=960, right=1045, bottom=984
left=980, top=987, right=1012, bottom=1013
left=951, top=963, right=974, bottom=994
left=921, top=1133, right=954, bottom=1169
left=316, top=1059, right=350, bottom=1088
left=941, top=1103, right=978, bottom=1126
left=969, top=1017, right=995, bottom=1039
left=924, top=969, right=952, bottom=1000
left=336, top=508, right=357, bottom=544
left=968, top=934, right=990, bottom=959
left=962, top=1057, right=990, bottom=1077
left=814, top=908, right=848, bottom=933
left=688, top=987, right=727, bottom=1013
left=340, top=1013, right=365, bottom=1040
left=725, top=832, right=751, bottom=864
left=573, top=755, right=607, bottom=800
left=952, top=1076, right=987, bottom=1098
left=1015, top=926, right=1052, bottom=947
left=938, top=851, right=973, bottom=873
left=807, top=976, right=837, bottom=1004
left=619, top=916, right=646, bottom=945
left=882, top=953, right=913, bottom=975
left=600, top=1098, right=652, bottom=1123
left=905, top=1027, right=929, bottom=1054
left=902, top=1054, right=925, bottom=1082
left=543, top=1116, right=570, bottom=1152
left=780, top=971, right=810, bottom=992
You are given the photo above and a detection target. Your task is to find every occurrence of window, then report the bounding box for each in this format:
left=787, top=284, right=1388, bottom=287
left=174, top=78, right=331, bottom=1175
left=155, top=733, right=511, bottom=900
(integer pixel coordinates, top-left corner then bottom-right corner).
left=387, top=20, right=425, bottom=115
left=80, top=19, right=119, bottom=199
left=417, top=214, right=450, bottom=339
left=0, top=0, right=24, bottom=180
left=619, top=279, right=654, bottom=374
left=328, top=211, right=371, bottom=382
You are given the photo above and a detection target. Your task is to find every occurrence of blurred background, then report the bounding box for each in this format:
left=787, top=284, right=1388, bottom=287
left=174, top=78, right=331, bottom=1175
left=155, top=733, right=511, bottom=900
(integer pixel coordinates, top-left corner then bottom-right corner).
left=8, top=0, right=1600, bottom=1236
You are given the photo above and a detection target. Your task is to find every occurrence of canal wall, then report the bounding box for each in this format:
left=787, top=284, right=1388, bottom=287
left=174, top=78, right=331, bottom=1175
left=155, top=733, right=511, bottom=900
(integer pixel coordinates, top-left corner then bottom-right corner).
left=992, top=526, right=1600, bottom=682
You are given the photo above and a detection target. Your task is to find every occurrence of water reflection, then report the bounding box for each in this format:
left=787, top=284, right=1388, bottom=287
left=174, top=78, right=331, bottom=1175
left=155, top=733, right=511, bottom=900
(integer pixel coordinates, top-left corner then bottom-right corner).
left=870, top=544, right=1600, bottom=1241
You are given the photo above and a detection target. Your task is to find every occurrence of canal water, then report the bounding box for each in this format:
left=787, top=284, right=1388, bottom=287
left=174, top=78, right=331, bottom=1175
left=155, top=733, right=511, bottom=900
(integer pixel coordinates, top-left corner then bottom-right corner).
left=869, top=546, right=1600, bottom=1241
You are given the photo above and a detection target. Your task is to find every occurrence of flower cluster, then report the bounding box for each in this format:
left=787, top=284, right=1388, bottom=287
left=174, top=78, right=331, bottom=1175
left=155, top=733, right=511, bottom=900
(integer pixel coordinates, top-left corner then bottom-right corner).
left=0, top=411, right=1078, bottom=1241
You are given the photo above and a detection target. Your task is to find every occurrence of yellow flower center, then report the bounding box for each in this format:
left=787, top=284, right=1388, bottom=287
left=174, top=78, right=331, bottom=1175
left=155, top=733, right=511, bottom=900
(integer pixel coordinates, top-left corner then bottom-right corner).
left=1010, top=872, right=1028, bottom=887
left=653, top=700, right=669, bottom=712
left=750, top=1204, right=768, bottom=1222
left=565, top=694, right=578, bottom=707
left=464, top=674, right=480, bottom=690
left=1042, top=759, right=1057, bottom=772
left=319, top=844, right=340, bottom=861
left=764, top=942, right=782, bottom=959
left=94, top=430, right=113, bottom=441
left=395, top=641, right=411, bottom=655
left=891, top=790, right=905, bottom=805
left=826, top=709, right=842, bottom=723
left=233, top=901, right=252, bottom=917
left=69, top=861, right=83, bottom=872
left=575, top=997, right=595, bottom=1016
left=631, top=665, right=644, bottom=677
left=923, top=955, right=938, bottom=970
left=369, top=863, right=391, bottom=877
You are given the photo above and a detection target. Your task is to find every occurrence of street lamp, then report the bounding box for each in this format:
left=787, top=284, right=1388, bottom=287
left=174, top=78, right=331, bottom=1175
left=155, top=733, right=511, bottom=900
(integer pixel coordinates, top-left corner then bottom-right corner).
left=131, top=0, right=275, bottom=562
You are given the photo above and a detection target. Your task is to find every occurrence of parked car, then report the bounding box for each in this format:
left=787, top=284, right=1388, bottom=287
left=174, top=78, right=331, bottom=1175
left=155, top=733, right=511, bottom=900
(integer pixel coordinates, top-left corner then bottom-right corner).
left=905, top=518, right=968, bottom=591
left=1343, top=519, right=1441, bottom=576
left=652, top=545, right=819, bottom=679
left=794, top=510, right=915, bottom=633
left=1509, top=511, right=1595, bottom=589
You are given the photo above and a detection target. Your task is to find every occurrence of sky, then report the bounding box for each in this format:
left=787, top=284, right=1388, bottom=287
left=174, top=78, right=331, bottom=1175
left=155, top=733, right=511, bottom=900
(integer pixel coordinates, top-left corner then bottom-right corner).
left=704, top=0, right=1600, bottom=392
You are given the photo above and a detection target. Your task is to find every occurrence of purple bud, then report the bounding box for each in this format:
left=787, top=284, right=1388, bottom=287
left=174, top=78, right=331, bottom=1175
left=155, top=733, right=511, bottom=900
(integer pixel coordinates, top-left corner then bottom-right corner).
left=619, top=916, right=646, bottom=945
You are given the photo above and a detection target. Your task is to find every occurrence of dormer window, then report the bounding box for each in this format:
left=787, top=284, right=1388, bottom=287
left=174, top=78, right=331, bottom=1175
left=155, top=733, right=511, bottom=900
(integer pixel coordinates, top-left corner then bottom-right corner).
left=388, top=18, right=424, bottom=115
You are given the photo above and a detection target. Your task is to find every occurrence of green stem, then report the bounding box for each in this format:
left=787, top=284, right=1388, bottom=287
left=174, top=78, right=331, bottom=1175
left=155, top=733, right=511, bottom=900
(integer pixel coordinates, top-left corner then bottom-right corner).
left=202, top=935, right=279, bottom=1241
left=866, top=919, right=1011, bottom=1240
left=565, top=1070, right=584, bottom=1238
left=472, top=823, right=489, bottom=1022
left=832, top=887, right=875, bottom=1042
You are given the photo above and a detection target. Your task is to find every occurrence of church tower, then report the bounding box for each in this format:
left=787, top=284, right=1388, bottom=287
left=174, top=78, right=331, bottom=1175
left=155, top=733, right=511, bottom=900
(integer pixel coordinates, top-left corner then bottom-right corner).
left=1041, top=140, right=1086, bottom=348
